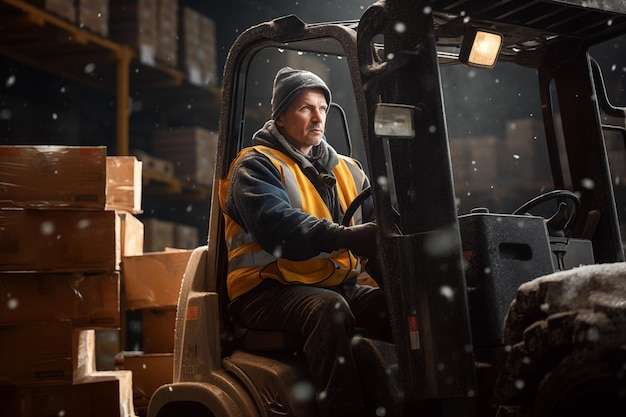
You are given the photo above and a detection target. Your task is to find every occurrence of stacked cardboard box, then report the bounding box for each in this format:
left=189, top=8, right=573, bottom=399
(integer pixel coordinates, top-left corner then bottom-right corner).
left=122, top=249, right=192, bottom=311
left=155, top=0, right=178, bottom=66
left=107, top=155, right=145, bottom=269
left=0, top=145, right=107, bottom=209
left=107, top=156, right=143, bottom=214
left=109, top=0, right=158, bottom=65
left=179, top=7, right=201, bottom=83
left=120, top=351, right=173, bottom=410
left=120, top=248, right=191, bottom=409
left=0, top=272, right=120, bottom=327
left=0, top=146, right=141, bottom=416
left=0, top=372, right=132, bottom=417
left=0, top=208, right=117, bottom=271
left=109, top=0, right=180, bottom=67
left=197, top=12, right=218, bottom=85
left=180, top=7, right=218, bottom=86
left=152, top=127, right=218, bottom=186
left=105, top=156, right=144, bottom=375
left=0, top=328, right=134, bottom=416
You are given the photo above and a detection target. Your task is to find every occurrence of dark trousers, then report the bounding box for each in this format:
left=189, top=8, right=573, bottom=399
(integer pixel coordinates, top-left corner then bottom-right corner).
left=230, top=280, right=390, bottom=417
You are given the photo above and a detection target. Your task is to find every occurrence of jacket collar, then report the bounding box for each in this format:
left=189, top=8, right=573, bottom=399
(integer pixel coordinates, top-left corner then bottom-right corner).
left=252, top=120, right=339, bottom=186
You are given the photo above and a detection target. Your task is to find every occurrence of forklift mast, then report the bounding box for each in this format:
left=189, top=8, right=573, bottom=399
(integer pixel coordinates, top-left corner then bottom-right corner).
left=357, top=0, right=475, bottom=402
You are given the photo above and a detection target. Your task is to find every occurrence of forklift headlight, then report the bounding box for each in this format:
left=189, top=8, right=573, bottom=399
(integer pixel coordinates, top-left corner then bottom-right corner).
left=459, top=28, right=502, bottom=69
left=374, top=104, right=416, bottom=138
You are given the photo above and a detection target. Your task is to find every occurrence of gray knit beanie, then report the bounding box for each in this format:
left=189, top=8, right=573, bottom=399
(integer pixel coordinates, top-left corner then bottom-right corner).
left=271, top=67, right=332, bottom=120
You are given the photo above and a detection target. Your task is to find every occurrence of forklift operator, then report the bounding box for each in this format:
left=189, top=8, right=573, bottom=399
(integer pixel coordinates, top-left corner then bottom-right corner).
left=219, top=66, right=391, bottom=417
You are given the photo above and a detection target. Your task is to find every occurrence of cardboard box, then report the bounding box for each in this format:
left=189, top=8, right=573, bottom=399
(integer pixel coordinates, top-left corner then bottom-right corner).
left=152, top=127, right=218, bottom=186
left=0, top=145, right=106, bottom=209
left=179, top=7, right=217, bottom=86
left=179, top=6, right=201, bottom=84
left=0, top=209, right=116, bottom=272
left=0, top=371, right=136, bottom=417
left=0, top=320, right=75, bottom=386
left=198, top=12, right=218, bottom=86
left=155, top=0, right=178, bottom=66
left=143, top=217, right=175, bottom=252
left=142, top=308, right=176, bottom=353
left=109, top=0, right=158, bottom=66
left=122, top=249, right=192, bottom=309
left=121, top=352, right=173, bottom=407
left=78, top=370, right=136, bottom=417
left=0, top=324, right=127, bottom=390
left=116, top=210, right=144, bottom=269
left=106, top=156, right=143, bottom=214
left=0, top=272, right=120, bottom=328
left=74, top=329, right=97, bottom=378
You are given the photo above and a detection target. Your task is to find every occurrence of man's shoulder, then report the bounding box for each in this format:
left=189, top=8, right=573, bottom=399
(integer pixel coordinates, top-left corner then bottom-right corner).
left=337, top=154, right=365, bottom=170
left=232, top=146, right=285, bottom=173
left=246, top=145, right=293, bottom=164
left=236, top=146, right=272, bottom=162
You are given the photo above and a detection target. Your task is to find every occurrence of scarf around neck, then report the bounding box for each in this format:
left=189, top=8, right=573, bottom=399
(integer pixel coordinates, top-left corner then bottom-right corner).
left=252, top=120, right=339, bottom=188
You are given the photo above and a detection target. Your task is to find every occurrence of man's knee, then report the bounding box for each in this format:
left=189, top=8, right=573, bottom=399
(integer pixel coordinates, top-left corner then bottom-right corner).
left=317, top=291, right=355, bottom=328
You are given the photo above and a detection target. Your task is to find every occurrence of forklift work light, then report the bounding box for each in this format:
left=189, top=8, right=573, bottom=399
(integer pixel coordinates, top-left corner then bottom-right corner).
left=374, top=103, right=416, bottom=138
left=459, top=28, right=502, bottom=68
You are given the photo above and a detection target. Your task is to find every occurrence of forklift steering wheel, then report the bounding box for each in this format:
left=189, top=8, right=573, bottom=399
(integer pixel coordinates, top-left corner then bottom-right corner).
left=341, top=186, right=372, bottom=226
left=512, top=189, right=580, bottom=235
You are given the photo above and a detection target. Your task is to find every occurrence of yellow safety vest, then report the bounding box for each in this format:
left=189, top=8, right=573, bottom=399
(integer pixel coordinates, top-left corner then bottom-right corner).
left=219, top=145, right=368, bottom=300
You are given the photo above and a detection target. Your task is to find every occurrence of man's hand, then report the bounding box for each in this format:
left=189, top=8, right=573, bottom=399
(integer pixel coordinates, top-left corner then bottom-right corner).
left=335, top=222, right=377, bottom=259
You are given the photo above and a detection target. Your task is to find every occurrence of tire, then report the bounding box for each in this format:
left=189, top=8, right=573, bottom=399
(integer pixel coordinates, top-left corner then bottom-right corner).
left=533, top=348, right=626, bottom=417
left=493, top=263, right=626, bottom=417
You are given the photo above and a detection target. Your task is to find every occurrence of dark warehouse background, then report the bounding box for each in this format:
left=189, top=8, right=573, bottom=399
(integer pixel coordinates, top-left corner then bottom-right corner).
left=0, top=0, right=624, bottom=237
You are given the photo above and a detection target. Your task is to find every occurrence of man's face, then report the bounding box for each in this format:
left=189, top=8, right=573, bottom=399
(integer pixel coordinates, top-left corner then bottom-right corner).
left=275, top=88, right=328, bottom=155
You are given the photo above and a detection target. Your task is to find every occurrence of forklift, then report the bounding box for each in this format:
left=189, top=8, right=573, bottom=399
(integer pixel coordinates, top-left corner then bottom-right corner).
left=148, top=1, right=626, bottom=416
